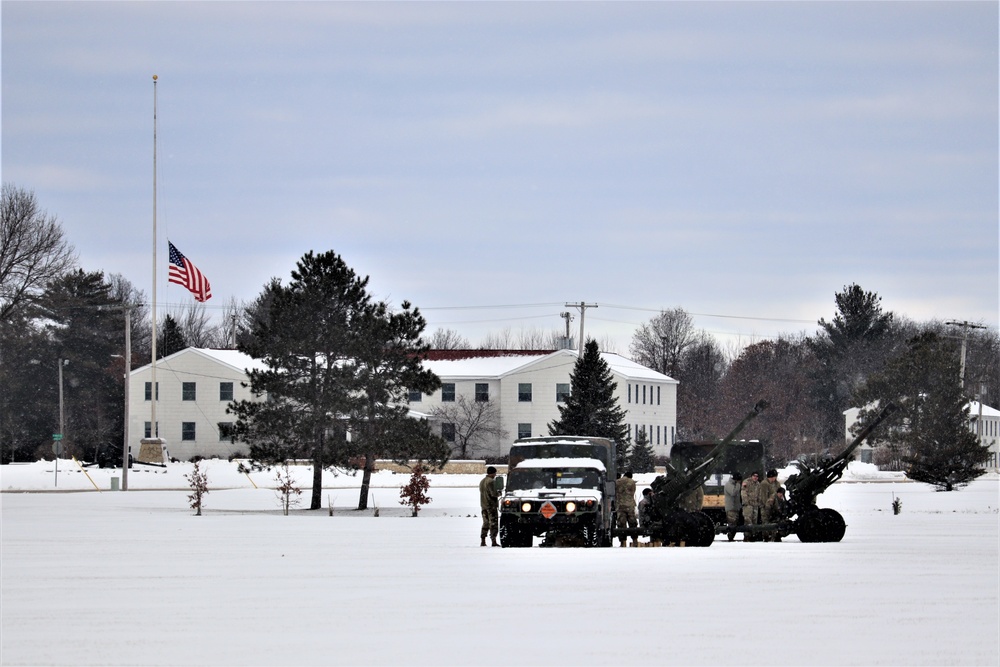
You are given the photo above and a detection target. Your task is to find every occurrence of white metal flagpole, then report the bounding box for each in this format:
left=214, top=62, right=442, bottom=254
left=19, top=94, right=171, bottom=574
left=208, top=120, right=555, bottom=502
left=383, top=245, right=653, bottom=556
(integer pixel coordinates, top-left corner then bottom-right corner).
left=150, top=74, right=158, bottom=438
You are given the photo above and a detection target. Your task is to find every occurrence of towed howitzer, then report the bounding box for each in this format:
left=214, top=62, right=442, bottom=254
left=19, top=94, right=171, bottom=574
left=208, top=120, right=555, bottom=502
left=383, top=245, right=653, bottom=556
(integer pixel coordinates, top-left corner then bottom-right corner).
left=768, top=402, right=897, bottom=543
left=622, top=400, right=769, bottom=547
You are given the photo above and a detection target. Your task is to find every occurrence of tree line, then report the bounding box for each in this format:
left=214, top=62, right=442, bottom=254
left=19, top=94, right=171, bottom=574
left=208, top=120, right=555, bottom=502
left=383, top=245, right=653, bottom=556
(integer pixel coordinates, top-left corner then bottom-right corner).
left=2, top=183, right=996, bottom=490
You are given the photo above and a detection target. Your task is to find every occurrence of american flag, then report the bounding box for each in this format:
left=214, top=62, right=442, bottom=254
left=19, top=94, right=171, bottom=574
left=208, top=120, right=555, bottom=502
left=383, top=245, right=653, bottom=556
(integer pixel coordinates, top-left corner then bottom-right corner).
left=168, top=241, right=212, bottom=302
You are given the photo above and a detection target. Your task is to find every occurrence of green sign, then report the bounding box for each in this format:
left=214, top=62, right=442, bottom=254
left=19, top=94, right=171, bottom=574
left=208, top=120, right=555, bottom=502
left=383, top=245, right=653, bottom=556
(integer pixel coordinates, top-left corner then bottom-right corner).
left=52, top=434, right=63, bottom=441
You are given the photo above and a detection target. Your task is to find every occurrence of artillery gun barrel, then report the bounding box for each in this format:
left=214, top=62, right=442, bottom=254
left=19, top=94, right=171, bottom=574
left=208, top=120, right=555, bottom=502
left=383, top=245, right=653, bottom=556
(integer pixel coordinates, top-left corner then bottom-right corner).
left=786, top=402, right=897, bottom=512
left=655, top=399, right=769, bottom=506
left=832, top=402, right=897, bottom=467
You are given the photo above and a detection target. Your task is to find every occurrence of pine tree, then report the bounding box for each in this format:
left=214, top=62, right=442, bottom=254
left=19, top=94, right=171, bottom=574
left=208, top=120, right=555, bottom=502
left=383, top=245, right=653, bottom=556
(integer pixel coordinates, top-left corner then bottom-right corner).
left=629, top=427, right=656, bottom=473
left=549, top=339, right=629, bottom=466
left=231, top=250, right=374, bottom=510
left=808, top=284, right=898, bottom=444
left=157, top=314, right=188, bottom=359
left=854, top=332, right=990, bottom=491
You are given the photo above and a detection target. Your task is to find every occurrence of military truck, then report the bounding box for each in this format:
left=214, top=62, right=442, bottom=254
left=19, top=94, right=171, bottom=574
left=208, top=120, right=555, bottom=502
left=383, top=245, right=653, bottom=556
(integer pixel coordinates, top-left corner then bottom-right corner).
left=499, top=436, right=617, bottom=548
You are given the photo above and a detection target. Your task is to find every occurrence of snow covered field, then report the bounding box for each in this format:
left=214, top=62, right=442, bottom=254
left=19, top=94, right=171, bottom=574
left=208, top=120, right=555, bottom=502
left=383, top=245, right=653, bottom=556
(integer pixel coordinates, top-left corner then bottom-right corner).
left=2, top=460, right=998, bottom=666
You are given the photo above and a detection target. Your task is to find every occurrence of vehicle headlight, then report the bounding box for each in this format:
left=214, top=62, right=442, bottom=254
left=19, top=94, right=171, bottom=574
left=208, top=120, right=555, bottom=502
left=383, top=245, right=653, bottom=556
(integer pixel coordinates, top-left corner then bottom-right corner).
left=565, top=501, right=577, bottom=513
left=521, top=501, right=533, bottom=512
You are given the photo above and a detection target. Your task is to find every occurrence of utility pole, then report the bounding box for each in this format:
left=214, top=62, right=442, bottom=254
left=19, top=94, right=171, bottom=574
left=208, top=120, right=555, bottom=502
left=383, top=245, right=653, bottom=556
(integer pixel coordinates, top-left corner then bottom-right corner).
left=559, top=311, right=574, bottom=350
left=565, top=302, right=598, bottom=356
left=945, top=320, right=986, bottom=387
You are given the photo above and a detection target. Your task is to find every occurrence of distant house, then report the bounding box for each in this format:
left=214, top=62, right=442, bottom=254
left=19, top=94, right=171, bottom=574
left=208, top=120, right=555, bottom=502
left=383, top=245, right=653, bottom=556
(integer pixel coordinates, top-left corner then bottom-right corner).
left=129, top=348, right=266, bottom=461
left=413, top=349, right=678, bottom=459
left=844, top=401, right=1000, bottom=469
left=129, top=347, right=678, bottom=462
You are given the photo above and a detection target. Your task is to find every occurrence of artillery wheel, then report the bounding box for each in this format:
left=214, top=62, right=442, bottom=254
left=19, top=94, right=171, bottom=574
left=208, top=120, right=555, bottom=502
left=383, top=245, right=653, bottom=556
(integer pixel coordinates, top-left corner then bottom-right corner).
left=795, top=509, right=825, bottom=543
left=690, top=511, right=716, bottom=547
left=819, top=508, right=846, bottom=542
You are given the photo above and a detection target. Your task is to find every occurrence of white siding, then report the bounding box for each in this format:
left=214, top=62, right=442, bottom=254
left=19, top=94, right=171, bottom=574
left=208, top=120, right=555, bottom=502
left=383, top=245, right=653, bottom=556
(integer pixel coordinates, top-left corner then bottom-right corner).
left=129, top=349, right=262, bottom=461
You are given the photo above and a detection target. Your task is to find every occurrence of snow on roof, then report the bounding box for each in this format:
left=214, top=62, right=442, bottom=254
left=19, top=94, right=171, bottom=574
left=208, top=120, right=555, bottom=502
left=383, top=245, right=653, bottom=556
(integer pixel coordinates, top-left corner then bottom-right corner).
left=513, top=457, right=607, bottom=471
left=131, top=347, right=269, bottom=375
left=968, top=401, right=1000, bottom=418
left=422, top=348, right=675, bottom=382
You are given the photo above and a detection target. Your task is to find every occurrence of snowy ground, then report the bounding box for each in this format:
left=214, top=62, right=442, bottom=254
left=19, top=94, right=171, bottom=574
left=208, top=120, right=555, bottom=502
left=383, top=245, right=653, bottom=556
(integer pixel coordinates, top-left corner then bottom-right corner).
left=2, top=460, right=998, bottom=667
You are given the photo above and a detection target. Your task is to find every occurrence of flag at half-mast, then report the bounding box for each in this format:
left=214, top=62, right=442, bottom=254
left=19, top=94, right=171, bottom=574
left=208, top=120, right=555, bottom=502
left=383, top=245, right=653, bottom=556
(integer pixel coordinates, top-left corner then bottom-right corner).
left=168, top=241, right=212, bottom=302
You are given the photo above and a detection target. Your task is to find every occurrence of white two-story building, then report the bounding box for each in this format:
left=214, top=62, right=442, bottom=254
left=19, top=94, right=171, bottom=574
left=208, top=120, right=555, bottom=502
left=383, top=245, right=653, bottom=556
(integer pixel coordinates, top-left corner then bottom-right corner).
left=412, top=349, right=677, bottom=459
left=129, top=347, right=678, bottom=462
left=128, top=348, right=267, bottom=462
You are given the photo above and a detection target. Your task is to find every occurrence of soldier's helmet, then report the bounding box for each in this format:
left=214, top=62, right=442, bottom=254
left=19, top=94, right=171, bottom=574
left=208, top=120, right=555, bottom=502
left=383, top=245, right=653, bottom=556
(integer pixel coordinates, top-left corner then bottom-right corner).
left=731, top=472, right=743, bottom=482
left=767, top=469, right=778, bottom=478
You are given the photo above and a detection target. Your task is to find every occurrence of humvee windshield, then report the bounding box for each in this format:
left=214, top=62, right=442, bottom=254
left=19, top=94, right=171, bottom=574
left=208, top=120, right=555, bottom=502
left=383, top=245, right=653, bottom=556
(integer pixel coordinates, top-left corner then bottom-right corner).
left=507, top=468, right=602, bottom=491
left=509, top=443, right=611, bottom=470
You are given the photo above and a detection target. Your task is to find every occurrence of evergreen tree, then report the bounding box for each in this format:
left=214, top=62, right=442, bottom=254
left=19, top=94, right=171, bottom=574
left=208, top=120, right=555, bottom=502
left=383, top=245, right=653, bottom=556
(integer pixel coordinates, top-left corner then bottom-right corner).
left=40, top=270, right=124, bottom=464
left=157, top=314, right=188, bottom=359
left=808, top=284, right=898, bottom=444
left=230, top=250, right=446, bottom=510
left=629, top=427, right=655, bottom=473
left=348, top=299, right=447, bottom=510
left=231, top=251, right=373, bottom=510
left=549, top=339, right=629, bottom=466
left=854, top=331, right=990, bottom=491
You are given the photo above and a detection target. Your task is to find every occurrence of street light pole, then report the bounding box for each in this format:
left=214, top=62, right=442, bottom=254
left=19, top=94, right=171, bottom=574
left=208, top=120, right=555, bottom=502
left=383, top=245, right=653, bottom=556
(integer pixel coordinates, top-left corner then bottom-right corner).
left=57, top=358, right=67, bottom=488
left=122, top=308, right=131, bottom=490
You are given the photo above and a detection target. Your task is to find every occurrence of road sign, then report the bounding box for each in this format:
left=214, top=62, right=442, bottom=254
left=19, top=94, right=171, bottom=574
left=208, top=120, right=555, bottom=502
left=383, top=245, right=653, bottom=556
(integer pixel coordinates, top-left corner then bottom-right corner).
left=53, top=434, right=63, bottom=440
left=52, top=441, right=63, bottom=456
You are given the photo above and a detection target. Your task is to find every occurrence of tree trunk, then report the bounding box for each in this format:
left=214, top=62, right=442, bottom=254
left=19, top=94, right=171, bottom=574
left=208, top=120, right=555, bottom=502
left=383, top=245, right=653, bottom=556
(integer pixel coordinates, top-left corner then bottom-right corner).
left=357, top=451, right=375, bottom=510
left=310, top=433, right=324, bottom=510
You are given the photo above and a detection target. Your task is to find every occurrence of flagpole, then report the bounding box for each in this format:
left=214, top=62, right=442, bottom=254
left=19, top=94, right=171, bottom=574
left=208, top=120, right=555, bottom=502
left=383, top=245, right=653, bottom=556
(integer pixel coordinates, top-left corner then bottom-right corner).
left=150, top=74, right=158, bottom=437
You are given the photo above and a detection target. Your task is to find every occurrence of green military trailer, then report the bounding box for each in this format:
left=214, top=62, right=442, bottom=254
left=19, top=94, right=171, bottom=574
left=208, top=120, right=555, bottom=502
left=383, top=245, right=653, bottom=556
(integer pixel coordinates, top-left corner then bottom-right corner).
left=668, top=439, right=768, bottom=525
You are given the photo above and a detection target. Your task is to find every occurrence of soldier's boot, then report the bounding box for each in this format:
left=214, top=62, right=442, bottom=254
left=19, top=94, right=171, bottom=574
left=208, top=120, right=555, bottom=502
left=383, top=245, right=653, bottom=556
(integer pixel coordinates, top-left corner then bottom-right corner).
left=491, top=537, right=500, bottom=547
left=630, top=539, right=639, bottom=547
left=480, top=537, right=487, bottom=547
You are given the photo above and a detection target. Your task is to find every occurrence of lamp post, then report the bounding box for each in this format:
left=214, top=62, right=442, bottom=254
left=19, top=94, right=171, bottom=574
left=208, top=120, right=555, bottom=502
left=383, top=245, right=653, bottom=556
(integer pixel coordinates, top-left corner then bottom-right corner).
left=56, top=358, right=68, bottom=488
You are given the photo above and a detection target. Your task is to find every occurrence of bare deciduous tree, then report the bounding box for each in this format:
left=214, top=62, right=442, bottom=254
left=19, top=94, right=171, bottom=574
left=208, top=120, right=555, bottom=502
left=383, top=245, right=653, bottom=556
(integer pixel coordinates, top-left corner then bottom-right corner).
left=629, top=307, right=696, bottom=376
left=0, top=184, right=77, bottom=321
left=427, top=327, right=470, bottom=349
left=431, top=396, right=508, bottom=459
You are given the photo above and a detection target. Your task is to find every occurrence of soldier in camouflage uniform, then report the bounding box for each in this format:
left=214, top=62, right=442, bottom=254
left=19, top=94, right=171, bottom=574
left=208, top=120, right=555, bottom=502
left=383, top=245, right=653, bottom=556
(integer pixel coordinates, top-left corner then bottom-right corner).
left=638, top=488, right=655, bottom=528
left=480, top=466, right=500, bottom=547
left=760, top=469, right=779, bottom=511
left=741, top=471, right=763, bottom=541
left=723, top=472, right=743, bottom=541
left=764, top=486, right=787, bottom=542
left=615, top=471, right=638, bottom=546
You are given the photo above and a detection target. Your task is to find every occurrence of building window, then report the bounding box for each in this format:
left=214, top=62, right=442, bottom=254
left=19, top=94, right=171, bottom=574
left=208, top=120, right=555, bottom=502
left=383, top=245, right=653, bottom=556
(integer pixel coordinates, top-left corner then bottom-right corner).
left=218, top=422, right=233, bottom=441
left=220, top=382, right=234, bottom=401
left=518, top=383, right=532, bottom=402
left=657, top=385, right=661, bottom=405
left=143, top=422, right=158, bottom=438
left=628, top=384, right=632, bottom=403
left=642, top=385, right=646, bottom=405
left=441, top=423, right=456, bottom=442
left=518, top=423, right=532, bottom=439
left=182, top=382, right=196, bottom=401
left=475, top=383, right=489, bottom=402
left=144, top=382, right=159, bottom=401
left=408, top=389, right=422, bottom=403
left=441, top=383, right=456, bottom=402
left=182, top=422, right=196, bottom=441
left=556, top=383, right=570, bottom=402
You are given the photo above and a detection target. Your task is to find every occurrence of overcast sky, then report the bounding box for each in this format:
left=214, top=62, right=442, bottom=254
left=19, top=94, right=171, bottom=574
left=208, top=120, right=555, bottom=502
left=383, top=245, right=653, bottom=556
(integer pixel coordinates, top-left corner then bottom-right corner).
left=3, top=1, right=997, bottom=353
